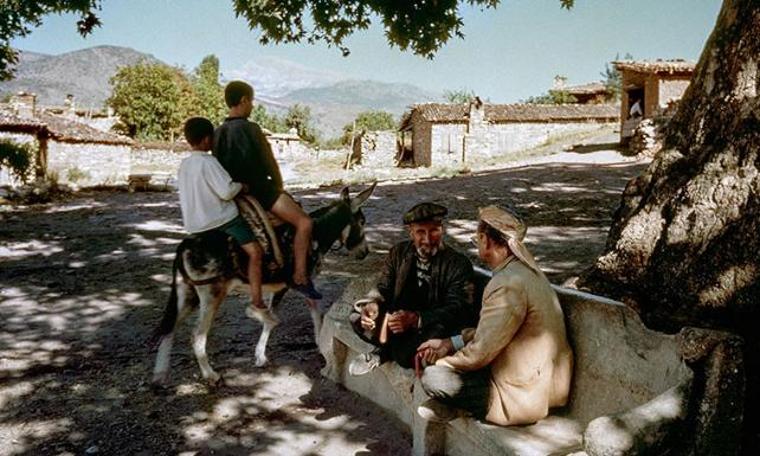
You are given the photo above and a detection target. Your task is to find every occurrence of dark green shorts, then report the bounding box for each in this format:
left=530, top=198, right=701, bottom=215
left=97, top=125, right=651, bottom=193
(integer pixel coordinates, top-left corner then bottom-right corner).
left=218, top=215, right=256, bottom=246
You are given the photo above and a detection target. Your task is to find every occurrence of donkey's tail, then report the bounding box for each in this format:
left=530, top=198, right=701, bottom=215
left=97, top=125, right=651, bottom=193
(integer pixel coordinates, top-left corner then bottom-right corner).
left=148, top=246, right=182, bottom=349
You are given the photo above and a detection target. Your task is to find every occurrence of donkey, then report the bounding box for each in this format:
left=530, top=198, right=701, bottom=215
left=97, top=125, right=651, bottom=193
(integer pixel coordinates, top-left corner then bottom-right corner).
left=152, top=183, right=376, bottom=385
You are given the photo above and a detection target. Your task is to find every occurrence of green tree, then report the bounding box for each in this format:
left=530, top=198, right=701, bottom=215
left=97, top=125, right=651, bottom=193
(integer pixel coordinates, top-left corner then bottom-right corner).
left=443, top=88, right=477, bottom=103
left=600, top=52, right=633, bottom=102
left=0, top=139, right=35, bottom=183
left=107, top=61, right=193, bottom=141
left=524, top=90, right=577, bottom=104
left=284, top=104, right=319, bottom=144
left=250, top=104, right=287, bottom=134
left=341, top=110, right=396, bottom=144
left=192, top=55, right=226, bottom=124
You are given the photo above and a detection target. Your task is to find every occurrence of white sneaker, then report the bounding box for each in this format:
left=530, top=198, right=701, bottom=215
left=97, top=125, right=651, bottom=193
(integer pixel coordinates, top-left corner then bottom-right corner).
left=417, top=398, right=462, bottom=423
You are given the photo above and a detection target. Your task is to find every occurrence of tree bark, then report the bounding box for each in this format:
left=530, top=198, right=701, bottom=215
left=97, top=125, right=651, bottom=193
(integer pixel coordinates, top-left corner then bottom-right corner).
left=579, top=0, right=759, bottom=450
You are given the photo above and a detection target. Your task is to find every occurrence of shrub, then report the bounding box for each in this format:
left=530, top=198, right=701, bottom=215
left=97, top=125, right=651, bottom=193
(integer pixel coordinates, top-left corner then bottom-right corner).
left=0, top=138, right=35, bottom=183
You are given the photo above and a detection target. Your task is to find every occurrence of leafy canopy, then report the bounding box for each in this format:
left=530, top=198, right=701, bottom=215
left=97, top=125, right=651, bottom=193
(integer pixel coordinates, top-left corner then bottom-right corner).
left=0, top=1, right=575, bottom=79
left=342, top=110, right=396, bottom=144
left=443, top=88, right=477, bottom=103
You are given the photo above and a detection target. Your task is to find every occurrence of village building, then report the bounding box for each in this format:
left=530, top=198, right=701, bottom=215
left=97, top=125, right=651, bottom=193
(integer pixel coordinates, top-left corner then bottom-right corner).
left=561, top=81, right=611, bottom=104
left=398, top=98, right=619, bottom=167
left=265, top=128, right=310, bottom=159
left=613, top=59, right=696, bottom=143
left=0, top=101, right=133, bottom=187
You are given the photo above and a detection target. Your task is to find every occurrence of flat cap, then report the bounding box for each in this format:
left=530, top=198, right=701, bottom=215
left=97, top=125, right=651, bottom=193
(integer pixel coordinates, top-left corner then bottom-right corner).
left=479, top=205, right=526, bottom=241
left=403, top=202, right=448, bottom=225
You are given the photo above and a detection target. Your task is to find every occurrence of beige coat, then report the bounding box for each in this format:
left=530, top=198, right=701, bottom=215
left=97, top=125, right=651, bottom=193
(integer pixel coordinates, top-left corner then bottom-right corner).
left=437, top=256, right=573, bottom=426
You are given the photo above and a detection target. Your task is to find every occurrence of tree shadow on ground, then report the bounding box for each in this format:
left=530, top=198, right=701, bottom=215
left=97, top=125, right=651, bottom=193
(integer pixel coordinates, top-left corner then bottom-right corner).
left=0, top=158, right=646, bottom=455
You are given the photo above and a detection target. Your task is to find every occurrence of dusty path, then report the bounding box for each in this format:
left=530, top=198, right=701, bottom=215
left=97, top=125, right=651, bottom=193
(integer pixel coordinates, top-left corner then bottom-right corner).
left=0, top=151, right=647, bottom=455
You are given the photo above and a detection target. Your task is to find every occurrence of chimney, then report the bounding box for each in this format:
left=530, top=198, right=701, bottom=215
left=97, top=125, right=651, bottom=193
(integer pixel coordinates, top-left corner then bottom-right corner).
left=64, top=94, right=76, bottom=119
left=553, top=75, right=567, bottom=91
left=11, top=92, right=37, bottom=118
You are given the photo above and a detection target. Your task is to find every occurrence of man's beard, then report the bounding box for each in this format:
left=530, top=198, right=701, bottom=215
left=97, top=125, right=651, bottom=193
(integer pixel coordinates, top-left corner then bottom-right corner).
left=416, top=245, right=439, bottom=260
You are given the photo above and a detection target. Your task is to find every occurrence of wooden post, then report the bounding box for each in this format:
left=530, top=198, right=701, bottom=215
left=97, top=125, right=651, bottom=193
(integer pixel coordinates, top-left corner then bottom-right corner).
left=345, top=120, right=356, bottom=170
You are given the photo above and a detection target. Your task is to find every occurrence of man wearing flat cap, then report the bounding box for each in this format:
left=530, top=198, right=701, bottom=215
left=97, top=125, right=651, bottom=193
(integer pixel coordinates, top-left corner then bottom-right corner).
left=348, top=202, right=475, bottom=375
left=416, top=205, right=573, bottom=426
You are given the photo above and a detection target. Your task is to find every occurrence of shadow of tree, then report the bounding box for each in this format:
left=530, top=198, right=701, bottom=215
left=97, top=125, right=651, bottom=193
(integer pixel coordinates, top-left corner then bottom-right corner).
left=0, top=158, right=645, bottom=455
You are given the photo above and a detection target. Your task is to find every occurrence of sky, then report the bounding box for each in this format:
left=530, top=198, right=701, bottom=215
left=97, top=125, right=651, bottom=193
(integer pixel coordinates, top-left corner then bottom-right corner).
left=11, top=0, right=723, bottom=102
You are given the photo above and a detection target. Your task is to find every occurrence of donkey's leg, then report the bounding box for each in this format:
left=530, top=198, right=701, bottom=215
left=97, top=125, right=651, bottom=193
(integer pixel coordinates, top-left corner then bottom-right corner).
left=153, top=281, right=196, bottom=385
left=250, top=289, right=286, bottom=367
left=193, top=283, right=225, bottom=385
left=306, top=298, right=324, bottom=344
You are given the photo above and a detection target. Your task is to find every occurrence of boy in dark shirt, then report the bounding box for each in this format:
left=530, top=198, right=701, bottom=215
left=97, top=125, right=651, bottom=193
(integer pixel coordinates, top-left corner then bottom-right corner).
left=214, top=81, right=321, bottom=299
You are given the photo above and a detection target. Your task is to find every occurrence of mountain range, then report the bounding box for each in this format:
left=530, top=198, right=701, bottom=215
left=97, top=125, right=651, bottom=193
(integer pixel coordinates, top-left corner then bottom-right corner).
left=0, top=45, right=441, bottom=137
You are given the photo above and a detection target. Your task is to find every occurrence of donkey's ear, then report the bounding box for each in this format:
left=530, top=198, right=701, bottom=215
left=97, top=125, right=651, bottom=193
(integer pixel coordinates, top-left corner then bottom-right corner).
left=340, top=186, right=350, bottom=201
left=351, top=181, right=377, bottom=212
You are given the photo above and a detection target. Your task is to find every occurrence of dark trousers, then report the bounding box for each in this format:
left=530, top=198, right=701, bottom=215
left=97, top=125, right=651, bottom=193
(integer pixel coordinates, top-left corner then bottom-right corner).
left=421, top=364, right=491, bottom=419
left=349, top=311, right=446, bottom=369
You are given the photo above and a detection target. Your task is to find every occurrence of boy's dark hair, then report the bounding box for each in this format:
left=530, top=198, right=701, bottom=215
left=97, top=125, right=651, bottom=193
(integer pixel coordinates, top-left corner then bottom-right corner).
left=224, top=81, right=254, bottom=108
left=477, top=220, right=509, bottom=248
left=183, top=117, right=214, bottom=146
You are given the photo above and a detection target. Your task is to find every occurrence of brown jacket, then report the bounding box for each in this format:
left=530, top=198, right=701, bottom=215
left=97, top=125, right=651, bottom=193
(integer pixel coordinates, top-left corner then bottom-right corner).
left=437, top=256, right=573, bottom=426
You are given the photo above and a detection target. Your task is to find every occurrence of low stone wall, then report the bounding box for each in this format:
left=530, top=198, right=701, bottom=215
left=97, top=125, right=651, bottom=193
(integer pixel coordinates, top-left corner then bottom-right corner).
left=47, top=142, right=131, bottom=186
left=431, top=120, right=615, bottom=166
left=130, top=147, right=191, bottom=175
left=357, top=130, right=397, bottom=167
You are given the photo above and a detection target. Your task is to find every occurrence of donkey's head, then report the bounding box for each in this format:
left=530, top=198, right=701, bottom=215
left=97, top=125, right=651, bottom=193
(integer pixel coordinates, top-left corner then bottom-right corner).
left=337, top=182, right=376, bottom=259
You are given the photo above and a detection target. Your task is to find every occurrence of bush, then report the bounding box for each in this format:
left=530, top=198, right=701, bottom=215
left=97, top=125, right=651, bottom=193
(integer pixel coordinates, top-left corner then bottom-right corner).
left=0, top=138, right=34, bottom=183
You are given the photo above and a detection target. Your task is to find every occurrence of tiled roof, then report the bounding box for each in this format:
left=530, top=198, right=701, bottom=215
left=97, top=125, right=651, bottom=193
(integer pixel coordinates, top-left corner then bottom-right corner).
left=0, top=112, right=133, bottom=145
left=613, top=59, right=696, bottom=75
left=405, top=103, right=619, bottom=124
left=562, top=81, right=608, bottom=95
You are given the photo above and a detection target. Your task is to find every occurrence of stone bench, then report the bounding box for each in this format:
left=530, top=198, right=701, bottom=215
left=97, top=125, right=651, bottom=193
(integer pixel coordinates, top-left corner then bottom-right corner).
left=318, top=269, right=744, bottom=455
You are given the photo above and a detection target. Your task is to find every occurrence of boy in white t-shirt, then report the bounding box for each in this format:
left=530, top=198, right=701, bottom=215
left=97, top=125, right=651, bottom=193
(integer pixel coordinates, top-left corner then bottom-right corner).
left=178, top=117, right=265, bottom=309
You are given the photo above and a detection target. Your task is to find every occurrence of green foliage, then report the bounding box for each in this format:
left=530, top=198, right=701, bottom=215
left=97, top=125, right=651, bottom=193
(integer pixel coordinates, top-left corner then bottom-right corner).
left=66, top=166, right=90, bottom=183
left=524, top=90, right=577, bottom=105
left=107, top=61, right=193, bottom=141
left=250, top=104, right=288, bottom=134
left=192, top=55, right=227, bottom=124
left=284, top=104, right=319, bottom=144
left=0, top=139, right=35, bottom=183
left=443, top=89, right=476, bottom=103
left=341, top=110, right=396, bottom=144
left=601, top=52, right=633, bottom=102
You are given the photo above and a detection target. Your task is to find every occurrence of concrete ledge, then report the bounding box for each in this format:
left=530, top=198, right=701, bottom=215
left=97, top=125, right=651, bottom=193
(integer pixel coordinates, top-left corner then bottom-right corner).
left=319, top=270, right=743, bottom=455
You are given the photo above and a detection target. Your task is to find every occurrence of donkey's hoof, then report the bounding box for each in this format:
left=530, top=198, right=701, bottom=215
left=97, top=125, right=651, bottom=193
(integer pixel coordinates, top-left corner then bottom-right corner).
left=254, top=355, right=269, bottom=368
left=151, top=372, right=170, bottom=387
left=246, top=307, right=280, bottom=326
left=205, top=373, right=223, bottom=387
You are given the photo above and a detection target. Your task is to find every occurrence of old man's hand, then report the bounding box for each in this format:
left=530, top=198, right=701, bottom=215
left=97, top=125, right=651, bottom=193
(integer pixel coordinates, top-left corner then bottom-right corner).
left=360, top=302, right=380, bottom=331
left=387, top=310, right=419, bottom=334
left=416, top=338, right=454, bottom=364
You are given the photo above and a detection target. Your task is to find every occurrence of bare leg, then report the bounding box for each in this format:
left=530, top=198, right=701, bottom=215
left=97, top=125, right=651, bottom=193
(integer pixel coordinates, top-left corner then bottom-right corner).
left=240, top=241, right=265, bottom=309
left=270, top=193, right=313, bottom=285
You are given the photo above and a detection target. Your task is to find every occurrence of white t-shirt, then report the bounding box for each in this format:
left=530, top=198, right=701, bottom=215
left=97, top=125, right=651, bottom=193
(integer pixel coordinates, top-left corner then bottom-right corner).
left=178, top=151, right=242, bottom=233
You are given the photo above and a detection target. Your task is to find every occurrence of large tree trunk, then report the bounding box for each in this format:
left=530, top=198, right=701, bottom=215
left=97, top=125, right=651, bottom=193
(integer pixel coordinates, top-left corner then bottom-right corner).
left=579, top=0, right=759, bottom=451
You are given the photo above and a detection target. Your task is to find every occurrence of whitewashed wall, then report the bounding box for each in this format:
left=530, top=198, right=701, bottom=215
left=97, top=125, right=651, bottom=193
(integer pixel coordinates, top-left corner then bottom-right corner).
left=47, top=142, right=131, bottom=186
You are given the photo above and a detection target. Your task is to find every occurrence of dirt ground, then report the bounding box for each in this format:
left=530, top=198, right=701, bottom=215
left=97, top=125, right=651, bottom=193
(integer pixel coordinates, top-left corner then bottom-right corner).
left=0, top=147, right=648, bottom=456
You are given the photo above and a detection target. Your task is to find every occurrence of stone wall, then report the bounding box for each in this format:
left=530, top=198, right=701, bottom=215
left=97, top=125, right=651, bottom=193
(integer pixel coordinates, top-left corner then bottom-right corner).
left=431, top=121, right=615, bottom=165
left=658, top=78, right=690, bottom=110
left=430, top=123, right=467, bottom=161
left=358, top=130, right=398, bottom=167
left=47, top=142, right=131, bottom=186
left=130, top=148, right=191, bottom=175
left=269, top=139, right=312, bottom=161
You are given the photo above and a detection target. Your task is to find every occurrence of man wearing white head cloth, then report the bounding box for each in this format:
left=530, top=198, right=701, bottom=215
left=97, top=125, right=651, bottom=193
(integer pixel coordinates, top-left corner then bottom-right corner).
left=416, top=205, right=573, bottom=426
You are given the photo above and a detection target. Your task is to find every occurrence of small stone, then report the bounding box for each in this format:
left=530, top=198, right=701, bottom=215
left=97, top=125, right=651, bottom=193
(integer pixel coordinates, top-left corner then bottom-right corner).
left=85, top=445, right=99, bottom=454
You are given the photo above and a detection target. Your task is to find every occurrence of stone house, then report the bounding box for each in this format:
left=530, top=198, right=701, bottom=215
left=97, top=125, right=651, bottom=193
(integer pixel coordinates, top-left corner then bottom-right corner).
left=399, top=99, right=619, bottom=167
left=0, top=111, right=133, bottom=187
left=266, top=129, right=310, bottom=160
left=613, top=59, right=695, bottom=143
